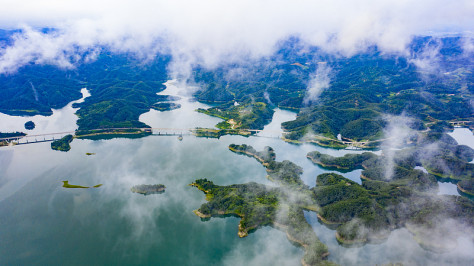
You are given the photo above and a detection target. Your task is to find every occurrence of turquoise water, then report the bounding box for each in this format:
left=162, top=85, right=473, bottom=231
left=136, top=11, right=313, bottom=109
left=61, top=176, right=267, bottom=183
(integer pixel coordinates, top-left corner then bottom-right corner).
left=1, top=82, right=473, bottom=265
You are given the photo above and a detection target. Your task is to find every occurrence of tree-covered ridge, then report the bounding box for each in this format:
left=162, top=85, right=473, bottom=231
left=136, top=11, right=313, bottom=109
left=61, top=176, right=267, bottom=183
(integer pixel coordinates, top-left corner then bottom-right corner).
left=280, top=51, right=472, bottom=143
left=0, top=65, right=84, bottom=116
left=1, top=36, right=471, bottom=146
left=72, top=55, right=169, bottom=131
left=0, top=132, right=26, bottom=138
left=193, top=37, right=473, bottom=145
left=0, top=54, right=170, bottom=132
left=307, top=151, right=376, bottom=170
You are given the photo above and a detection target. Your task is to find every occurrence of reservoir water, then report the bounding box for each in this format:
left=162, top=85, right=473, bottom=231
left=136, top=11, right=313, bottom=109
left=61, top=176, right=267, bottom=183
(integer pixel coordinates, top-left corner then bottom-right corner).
left=0, top=82, right=472, bottom=265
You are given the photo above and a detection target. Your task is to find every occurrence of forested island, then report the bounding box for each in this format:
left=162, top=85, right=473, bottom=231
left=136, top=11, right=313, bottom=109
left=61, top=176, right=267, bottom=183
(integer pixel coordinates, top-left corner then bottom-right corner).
left=192, top=144, right=474, bottom=265
left=62, top=181, right=102, bottom=189
left=192, top=128, right=253, bottom=138
left=51, top=135, right=74, bottom=151
left=24, top=121, right=35, bottom=130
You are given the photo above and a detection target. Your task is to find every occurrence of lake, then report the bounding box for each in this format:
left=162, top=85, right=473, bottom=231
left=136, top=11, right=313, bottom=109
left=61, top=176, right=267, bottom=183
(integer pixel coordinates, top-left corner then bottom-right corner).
left=0, top=82, right=472, bottom=265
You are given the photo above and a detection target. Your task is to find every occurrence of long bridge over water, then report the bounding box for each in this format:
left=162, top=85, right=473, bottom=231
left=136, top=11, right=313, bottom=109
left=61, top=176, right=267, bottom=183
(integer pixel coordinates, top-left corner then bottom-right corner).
left=0, top=127, right=285, bottom=146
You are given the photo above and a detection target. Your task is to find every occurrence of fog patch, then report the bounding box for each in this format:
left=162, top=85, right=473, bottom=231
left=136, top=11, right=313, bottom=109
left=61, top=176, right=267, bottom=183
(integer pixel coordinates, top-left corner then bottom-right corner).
left=303, top=62, right=332, bottom=106
left=222, top=227, right=302, bottom=266
left=409, top=38, right=442, bottom=76
left=1, top=0, right=474, bottom=76
left=381, top=114, right=416, bottom=180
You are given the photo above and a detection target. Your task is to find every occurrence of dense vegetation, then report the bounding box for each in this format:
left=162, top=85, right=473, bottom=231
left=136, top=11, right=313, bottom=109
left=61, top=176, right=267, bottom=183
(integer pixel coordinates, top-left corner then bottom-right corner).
left=312, top=173, right=474, bottom=250
left=73, top=55, right=170, bottom=131
left=193, top=143, right=474, bottom=264
left=0, top=53, right=170, bottom=133
left=51, top=134, right=73, bottom=151
left=0, top=65, right=83, bottom=116
left=305, top=130, right=474, bottom=249
left=307, top=151, right=376, bottom=170
left=1, top=36, right=471, bottom=146
left=192, top=37, right=472, bottom=145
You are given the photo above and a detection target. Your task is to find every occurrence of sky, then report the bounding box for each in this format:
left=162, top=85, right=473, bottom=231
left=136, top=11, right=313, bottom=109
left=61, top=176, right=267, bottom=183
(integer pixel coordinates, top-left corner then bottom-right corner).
left=0, top=0, right=473, bottom=74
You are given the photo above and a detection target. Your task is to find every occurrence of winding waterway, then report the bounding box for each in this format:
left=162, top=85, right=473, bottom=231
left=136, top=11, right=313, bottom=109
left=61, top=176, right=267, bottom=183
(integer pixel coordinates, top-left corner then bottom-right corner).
left=0, top=82, right=473, bottom=265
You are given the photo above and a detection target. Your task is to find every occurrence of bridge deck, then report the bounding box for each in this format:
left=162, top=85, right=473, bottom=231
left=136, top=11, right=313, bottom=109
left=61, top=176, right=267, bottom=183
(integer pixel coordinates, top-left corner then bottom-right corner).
left=1, top=127, right=284, bottom=145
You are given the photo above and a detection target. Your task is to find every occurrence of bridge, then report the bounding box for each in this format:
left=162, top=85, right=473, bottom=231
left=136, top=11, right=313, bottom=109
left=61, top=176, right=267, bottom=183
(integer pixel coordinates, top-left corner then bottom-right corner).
left=0, top=127, right=285, bottom=146
left=449, top=121, right=471, bottom=127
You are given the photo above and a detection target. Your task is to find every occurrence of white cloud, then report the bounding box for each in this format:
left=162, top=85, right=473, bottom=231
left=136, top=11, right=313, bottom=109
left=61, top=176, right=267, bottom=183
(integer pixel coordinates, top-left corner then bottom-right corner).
left=0, top=0, right=473, bottom=75
left=303, top=62, right=331, bottom=105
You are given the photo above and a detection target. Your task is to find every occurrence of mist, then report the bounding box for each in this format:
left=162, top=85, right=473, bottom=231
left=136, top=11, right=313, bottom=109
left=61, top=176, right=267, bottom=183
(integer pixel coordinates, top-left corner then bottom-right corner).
left=1, top=0, right=473, bottom=76
left=303, top=62, right=331, bottom=105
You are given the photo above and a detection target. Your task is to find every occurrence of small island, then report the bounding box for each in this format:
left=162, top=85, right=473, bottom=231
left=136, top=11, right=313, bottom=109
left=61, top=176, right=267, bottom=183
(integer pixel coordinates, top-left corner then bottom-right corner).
left=62, top=181, right=102, bottom=188
left=24, top=121, right=35, bottom=130
left=131, top=184, right=166, bottom=195
left=51, top=134, right=74, bottom=151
